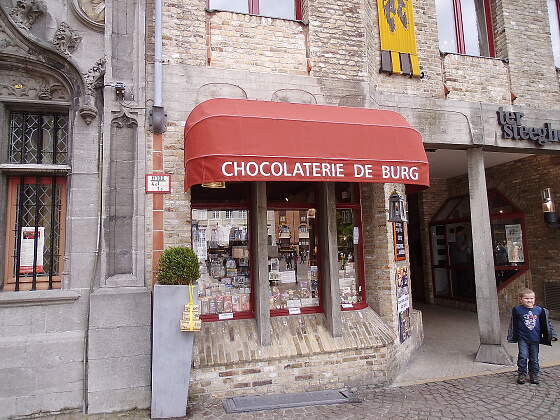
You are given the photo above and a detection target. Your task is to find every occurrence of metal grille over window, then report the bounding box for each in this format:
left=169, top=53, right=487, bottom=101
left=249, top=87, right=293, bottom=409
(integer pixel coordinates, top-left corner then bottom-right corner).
left=9, top=112, right=69, bottom=165
left=5, top=177, right=66, bottom=291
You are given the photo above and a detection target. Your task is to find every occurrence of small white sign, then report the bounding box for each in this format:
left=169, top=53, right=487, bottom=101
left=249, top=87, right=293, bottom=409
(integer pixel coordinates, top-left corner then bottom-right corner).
left=146, top=173, right=171, bottom=193
left=218, top=312, right=234, bottom=320
left=342, top=303, right=353, bottom=309
left=353, top=227, right=359, bottom=244
left=288, top=307, right=301, bottom=315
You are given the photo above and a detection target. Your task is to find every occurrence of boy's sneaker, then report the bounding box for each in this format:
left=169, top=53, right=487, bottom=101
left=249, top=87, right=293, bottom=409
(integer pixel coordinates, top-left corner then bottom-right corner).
left=517, top=374, right=526, bottom=384
left=529, top=374, right=540, bottom=384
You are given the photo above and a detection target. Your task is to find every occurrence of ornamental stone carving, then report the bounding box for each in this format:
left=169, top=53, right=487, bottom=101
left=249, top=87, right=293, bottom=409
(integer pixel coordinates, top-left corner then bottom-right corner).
left=9, top=0, right=46, bottom=30
left=52, top=22, right=82, bottom=57
left=83, top=57, right=106, bottom=95
left=79, top=57, right=106, bottom=124
left=0, top=69, right=69, bottom=100
left=72, top=0, right=104, bottom=31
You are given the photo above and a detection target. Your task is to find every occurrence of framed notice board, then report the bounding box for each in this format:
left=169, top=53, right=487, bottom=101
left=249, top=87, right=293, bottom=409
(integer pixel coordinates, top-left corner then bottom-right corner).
left=393, top=221, right=406, bottom=261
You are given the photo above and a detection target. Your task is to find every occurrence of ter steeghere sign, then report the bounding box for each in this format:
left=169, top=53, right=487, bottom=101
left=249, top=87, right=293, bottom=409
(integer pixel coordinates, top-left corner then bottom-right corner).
left=497, top=107, right=560, bottom=146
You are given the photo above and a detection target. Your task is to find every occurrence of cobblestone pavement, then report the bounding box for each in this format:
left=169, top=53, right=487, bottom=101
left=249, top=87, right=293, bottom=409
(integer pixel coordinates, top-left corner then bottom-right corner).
left=37, top=365, right=560, bottom=420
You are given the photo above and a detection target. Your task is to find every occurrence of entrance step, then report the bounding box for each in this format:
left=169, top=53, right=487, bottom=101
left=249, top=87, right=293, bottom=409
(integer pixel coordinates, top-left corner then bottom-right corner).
left=222, top=389, right=361, bottom=413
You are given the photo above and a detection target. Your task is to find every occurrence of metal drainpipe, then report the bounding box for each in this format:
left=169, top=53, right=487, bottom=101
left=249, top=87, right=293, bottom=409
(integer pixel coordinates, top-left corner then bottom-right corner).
left=152, top=0, right=166, bottom=133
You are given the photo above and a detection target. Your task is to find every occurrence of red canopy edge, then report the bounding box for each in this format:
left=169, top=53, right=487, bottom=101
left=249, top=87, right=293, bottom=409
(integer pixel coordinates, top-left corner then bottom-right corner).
left=184, top=98, right=430, bottom=190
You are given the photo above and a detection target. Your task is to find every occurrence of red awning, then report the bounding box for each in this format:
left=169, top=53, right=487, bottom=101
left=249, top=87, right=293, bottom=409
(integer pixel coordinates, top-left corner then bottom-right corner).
left=184, top=99, right=429, bottom=189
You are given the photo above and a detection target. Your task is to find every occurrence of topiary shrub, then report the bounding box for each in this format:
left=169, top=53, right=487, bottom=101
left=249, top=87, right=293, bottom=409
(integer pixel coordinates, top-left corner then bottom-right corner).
left=156, top=247, right=200, bottom=285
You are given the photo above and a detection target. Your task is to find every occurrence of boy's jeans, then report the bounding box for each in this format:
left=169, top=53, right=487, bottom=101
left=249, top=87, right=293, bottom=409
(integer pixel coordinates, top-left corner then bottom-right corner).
left=517, top=339, right=540, bottom=376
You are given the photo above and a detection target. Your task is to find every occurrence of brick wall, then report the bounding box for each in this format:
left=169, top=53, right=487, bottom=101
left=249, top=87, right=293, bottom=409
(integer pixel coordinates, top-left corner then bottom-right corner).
left=419, top=155, right=560, bottom=311
left=308, top=0, right=367, bottom=81
left=442, top=55, right=510, bottom=104
left=501, top=0, right=560, bottom=109
left=208, top=12, right=308, bottom=75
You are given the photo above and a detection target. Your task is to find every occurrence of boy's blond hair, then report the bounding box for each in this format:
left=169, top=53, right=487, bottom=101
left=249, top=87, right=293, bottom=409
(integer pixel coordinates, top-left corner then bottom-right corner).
left=518, top=288, right=535, bottom=298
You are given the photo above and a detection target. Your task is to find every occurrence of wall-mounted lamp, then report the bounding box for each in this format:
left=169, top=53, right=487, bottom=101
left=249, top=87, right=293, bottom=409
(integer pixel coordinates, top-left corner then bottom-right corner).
left=201, top=181, right=225, bottom=189
left=542, top=188, right=559, bottom=227
left=388, top=190, right=408, bottom=223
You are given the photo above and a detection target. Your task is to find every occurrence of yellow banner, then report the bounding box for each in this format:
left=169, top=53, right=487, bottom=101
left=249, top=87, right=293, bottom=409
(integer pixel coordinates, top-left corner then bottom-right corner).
left=377, top=0, right=420, bottom=76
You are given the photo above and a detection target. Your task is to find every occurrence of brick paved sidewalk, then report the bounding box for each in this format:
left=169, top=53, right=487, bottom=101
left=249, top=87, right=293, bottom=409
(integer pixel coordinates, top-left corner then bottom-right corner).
left=37, top=365, right=560, bottom=420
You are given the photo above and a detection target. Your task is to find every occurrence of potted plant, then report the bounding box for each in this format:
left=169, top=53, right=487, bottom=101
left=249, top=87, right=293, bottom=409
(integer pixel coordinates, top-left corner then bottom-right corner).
left=151, top=247, right=200, bottom=419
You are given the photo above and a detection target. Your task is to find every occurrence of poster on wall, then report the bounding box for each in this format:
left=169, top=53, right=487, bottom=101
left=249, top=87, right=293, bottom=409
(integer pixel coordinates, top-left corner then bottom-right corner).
left=505, top=224, right=524, bottom=263
left=393, top=222, right=406, bottom=261
left=396, top=267, right=410, bottom=343
left=19, top=227, right=45, bottom=274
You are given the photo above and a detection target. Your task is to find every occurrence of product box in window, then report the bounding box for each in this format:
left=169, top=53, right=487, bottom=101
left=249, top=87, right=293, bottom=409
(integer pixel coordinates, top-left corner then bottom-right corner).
left=223, top=295, right=233, bottom=313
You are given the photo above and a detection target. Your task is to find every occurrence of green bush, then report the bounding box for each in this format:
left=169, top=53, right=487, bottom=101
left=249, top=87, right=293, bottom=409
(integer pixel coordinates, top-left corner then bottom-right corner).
left=156, top=247, right=200, bottom=285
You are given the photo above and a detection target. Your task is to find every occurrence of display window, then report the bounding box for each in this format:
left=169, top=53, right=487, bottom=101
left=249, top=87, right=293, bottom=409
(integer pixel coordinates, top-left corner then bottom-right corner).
left=336, top=182, right=366, bottom=310
left=430, top=189, right=528, bottom=301
left=192, top=207, right=252, bottom=321
left=267, top=182, right=320, bottom=315
left=267, top=208, right=320, bottom=314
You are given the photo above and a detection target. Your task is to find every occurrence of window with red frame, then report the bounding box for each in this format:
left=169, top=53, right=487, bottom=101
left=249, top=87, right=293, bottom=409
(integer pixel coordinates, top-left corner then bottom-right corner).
left=335, top=183, right=366, bottom=310
left=548, top=0, right=560, bottom=67
left=207, top=0, right=302, bottom=20
left=435, top=0, right=495, bottom=57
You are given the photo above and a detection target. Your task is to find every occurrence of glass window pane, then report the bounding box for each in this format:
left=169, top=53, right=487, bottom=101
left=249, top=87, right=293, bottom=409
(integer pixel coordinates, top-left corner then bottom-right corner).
left=259, top=0, right=295, bottom=20
left=548, top=0, right=560, bottom=67
left=491, top=218, right=525, bottom=267
left=436, top=0, right=458, bottom=53
left=268, top=209, right=320, bottom=311
left=208, top=0, right=249, bottom=13
left=337, top=209, right=362, bottom=306
left=193, top=209, right=252, bottom=316
left=461, top=0, right=482, bottom=56
left=447, top=223, right=475, bottom=299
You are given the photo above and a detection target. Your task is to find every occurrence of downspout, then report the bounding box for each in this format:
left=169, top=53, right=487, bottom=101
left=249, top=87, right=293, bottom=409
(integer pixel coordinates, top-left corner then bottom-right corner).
left=152, top=0, right=166, bottom=133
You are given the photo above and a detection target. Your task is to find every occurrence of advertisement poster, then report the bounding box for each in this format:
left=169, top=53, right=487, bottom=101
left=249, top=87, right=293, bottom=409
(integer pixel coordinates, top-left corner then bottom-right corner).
left=393, top=222, right=406, bottom=261
left=396, top=267, right=410, bottom=343
left=505, top=224, right=524, bottom=263
left=19, top=227, right=45, bottom=274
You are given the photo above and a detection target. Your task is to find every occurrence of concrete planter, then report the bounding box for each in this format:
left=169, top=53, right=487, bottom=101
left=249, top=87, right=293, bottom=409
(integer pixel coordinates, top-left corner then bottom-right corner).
left=151, top=284, right=196, bottom=418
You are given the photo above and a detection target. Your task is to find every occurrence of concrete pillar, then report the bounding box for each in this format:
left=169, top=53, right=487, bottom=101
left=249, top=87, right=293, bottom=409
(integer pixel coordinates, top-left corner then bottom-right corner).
left=251, top=182, right=271, bottom=345
left=467, top=148, right=512, bottom=365
left=318, top=182, right=342, bottom=337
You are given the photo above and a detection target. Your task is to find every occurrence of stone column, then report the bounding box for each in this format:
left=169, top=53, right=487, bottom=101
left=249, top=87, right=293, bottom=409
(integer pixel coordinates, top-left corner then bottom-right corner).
left=251, top=182, right=271, bottom=345
left=467, top=148, right=512, bottom=364
left=318, top=182, right=342, bottom=337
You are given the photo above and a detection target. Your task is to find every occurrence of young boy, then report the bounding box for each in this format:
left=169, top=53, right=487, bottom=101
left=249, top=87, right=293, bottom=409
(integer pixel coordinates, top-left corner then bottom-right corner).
left=507, top=288, right=557, bottom=384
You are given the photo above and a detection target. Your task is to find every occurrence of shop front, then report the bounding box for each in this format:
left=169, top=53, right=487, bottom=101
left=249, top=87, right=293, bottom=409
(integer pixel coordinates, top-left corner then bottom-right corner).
left=183, top=98, right=429, bottom=399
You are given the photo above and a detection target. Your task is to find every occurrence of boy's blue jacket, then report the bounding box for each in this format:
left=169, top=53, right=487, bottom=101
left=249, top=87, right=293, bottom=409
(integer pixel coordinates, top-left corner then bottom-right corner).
left=507, top=306, right=558, bottom=346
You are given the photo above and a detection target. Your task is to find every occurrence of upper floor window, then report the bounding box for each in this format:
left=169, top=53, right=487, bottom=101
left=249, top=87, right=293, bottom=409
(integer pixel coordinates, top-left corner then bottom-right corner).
left=548, top=0, right=560, bottom=67
left=436, top=0, right=495, bottom=57
left=207, top=0, right=302, bottom=20
left=9, top=112, right=69, bottom=165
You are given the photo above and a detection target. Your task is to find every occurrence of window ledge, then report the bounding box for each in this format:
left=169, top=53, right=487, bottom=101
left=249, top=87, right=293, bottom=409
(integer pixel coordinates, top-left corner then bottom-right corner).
left=206, top=8, right=305, bottom=24
left=0, top=289, right=80, bottom=307
left=0, top=163, right=71, bottom=174
left=440, top=51, right=507, bottom=63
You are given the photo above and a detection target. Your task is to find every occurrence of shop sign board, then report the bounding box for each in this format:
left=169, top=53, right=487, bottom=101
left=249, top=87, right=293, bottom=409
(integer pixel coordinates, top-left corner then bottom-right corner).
left=393, top=222, right=406, bottom=261
left=146, top=173, right=171, bottom=193
left=497, top=107, right=560, bottom=146
left=396, top=267, right=410, bottom=343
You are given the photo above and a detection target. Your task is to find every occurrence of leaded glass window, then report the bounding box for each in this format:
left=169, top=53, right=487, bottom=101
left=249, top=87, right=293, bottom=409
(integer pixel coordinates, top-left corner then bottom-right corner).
left=9, top=112, right=69, bottom=164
